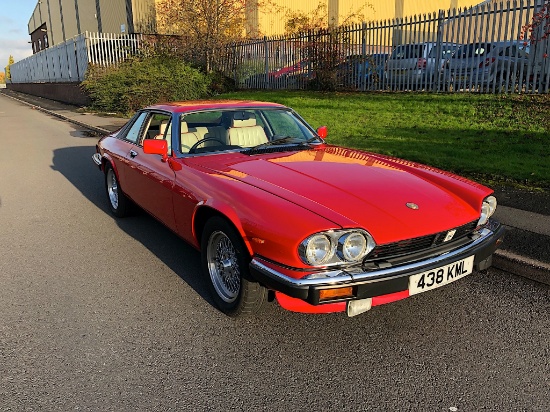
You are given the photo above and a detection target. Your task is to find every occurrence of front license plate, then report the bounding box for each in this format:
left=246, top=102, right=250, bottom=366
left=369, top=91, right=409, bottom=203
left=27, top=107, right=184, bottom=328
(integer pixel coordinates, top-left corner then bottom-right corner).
left=408, top=256, right=475, bottom=296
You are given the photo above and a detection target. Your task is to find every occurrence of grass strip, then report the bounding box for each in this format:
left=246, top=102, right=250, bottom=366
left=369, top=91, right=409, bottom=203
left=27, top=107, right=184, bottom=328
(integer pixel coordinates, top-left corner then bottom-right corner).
left=221, top=91, right=550, bottom=189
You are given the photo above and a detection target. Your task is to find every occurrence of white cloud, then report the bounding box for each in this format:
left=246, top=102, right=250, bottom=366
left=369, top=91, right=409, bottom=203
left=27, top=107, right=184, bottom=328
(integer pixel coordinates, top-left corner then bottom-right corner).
left=0, top=37, right=33, bottom=69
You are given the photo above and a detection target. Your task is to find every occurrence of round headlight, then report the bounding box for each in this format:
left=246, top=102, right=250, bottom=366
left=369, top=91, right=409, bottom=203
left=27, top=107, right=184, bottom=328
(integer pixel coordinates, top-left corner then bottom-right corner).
left=478, top=195, right=498, bottom=227
left=485, top=195, right=497, bottom=216
left=304, top=235, right=332, bottom=265
left=478, top=204, right=491, bottom=226
left=338, top=233, right=367, bottom=262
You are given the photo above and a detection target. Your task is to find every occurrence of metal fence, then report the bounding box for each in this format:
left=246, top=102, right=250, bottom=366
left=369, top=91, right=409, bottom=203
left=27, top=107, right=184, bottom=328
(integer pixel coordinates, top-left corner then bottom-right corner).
left=8, top=32, right=142, bottom=83
left=223, top=0, right=550, bottom=93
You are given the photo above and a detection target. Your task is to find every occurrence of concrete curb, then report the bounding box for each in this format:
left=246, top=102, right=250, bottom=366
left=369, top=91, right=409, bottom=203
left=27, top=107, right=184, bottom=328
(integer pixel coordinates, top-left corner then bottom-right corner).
left=3, top=90, right=548, bottom=286
left=494, top=250, right=550, bottom=286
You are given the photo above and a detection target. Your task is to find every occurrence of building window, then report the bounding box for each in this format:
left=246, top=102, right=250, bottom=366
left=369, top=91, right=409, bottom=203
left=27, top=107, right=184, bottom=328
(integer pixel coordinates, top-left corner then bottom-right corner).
left=43, top=34, right=49, bottom=49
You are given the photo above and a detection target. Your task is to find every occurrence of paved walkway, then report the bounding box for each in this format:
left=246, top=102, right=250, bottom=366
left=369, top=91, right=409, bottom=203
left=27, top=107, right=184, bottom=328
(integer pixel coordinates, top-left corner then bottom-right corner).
left=495, top=206, right=550, bottom=237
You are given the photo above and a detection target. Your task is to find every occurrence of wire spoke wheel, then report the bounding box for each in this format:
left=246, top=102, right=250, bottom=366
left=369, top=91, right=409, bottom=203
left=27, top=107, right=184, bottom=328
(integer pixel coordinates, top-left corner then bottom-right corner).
left=106, top=168, right=119, bottom=210
left=207, top=231, right=241, bottom=303
left=104, top=164, right=129, bottom=217
left=201, top=217, right=268, bottom=317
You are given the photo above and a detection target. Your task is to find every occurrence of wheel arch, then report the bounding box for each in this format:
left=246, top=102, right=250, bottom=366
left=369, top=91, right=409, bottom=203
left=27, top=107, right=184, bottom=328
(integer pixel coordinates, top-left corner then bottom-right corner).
left=193, top=204, right=254, bottom=257
left=101, top=154, right=119, bottom=176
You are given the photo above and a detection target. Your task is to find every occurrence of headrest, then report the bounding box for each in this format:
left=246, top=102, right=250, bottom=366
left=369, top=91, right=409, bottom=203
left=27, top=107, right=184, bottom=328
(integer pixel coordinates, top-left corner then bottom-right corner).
left=159, top=120, right=169, bottom=134
left=232, top=118, right=256, bottom=128
left=233, top=111, right=253, bottom=120
left=180, top=121, right=189, bottom=133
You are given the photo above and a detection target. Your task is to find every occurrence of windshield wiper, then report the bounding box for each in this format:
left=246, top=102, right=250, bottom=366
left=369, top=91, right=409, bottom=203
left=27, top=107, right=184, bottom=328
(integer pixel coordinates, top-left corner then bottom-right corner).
left=257, top=136, right=300, bottom=148
left=248, top=136, right=318, bottom=151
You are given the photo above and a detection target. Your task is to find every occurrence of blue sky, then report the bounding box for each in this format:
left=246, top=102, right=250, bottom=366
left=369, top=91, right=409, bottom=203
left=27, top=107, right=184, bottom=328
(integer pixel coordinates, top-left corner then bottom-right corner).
left=0, top=0, right=37, bottom=68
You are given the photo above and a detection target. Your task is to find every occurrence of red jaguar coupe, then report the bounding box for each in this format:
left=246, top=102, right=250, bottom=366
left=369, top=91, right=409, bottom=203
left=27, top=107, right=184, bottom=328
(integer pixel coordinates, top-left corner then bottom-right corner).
left=92, top=100, right=505, bottom=317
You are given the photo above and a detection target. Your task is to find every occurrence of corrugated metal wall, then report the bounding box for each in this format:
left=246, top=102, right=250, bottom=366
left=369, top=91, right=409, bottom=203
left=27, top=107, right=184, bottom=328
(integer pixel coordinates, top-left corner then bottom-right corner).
left=98, top=0, right=128, bottom=34
left=253, top=0, right=490, bottom=36
left=26, top=0, right=139, bottom=48
left=76, top=0, right=100, bottom=33
left=47, top=0, right=65, bottom=45
left=61, top=0, right=79, bottom=40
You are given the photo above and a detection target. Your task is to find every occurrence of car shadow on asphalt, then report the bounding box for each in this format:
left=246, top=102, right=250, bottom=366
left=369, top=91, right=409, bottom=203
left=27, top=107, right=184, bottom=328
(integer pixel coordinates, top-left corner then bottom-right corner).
left=51, top=145, right=216, bottom=309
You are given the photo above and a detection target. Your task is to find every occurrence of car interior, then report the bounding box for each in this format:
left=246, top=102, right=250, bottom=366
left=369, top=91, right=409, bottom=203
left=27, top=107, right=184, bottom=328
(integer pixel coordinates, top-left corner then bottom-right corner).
left=179, top=111, right=268, bottom=154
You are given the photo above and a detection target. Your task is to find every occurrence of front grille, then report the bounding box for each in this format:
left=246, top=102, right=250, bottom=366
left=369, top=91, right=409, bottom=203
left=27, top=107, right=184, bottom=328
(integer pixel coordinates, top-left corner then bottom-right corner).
left=367, top=220, right=478, bottom=262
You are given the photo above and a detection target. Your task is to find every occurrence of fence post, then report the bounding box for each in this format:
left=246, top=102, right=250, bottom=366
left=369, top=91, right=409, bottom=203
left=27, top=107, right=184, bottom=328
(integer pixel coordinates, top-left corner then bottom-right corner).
left=233, top=44, right=238, bottom=86
left=361, top=22, right=367, bottom=91
left=264, top=36, right=269, bottom=89
left=434, top=10, right=446, bottom=92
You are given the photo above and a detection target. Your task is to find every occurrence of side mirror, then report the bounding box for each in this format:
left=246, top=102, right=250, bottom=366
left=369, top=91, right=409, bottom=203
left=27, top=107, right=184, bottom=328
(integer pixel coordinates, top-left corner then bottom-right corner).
left=143, top=139, right=168, bottom=162
left=317, top=126, right=328, bottom=139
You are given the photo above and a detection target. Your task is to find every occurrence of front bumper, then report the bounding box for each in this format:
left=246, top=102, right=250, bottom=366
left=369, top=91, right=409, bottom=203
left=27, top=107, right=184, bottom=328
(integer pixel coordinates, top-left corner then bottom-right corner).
left=250, top=222, right=505, bottom=307
left=92, top=152, right=102, bottom=169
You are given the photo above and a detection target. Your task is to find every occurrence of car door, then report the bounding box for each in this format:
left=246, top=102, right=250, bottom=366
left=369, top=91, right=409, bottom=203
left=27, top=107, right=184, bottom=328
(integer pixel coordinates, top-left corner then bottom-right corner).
left=122, top=111, right=178, bottom=229
left=109, top=111, right=149, bottom=193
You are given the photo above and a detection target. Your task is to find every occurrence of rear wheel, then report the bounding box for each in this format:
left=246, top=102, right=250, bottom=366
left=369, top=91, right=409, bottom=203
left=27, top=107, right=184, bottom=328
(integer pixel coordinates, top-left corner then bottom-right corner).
left=201, top=216, right=268, bottom=317
left=105, top=164, right=129, bottom=217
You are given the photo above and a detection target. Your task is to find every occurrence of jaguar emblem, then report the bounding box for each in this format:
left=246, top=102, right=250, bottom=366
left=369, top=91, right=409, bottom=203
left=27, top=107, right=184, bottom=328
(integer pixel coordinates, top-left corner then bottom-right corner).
left=406, top=202, right=419, bottom=210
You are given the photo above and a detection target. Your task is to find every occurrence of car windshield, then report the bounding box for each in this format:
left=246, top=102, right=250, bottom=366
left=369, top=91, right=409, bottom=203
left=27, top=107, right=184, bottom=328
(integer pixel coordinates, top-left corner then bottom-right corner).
left=427, top=44, right=458, bottom=58
left=391, top=44, right=425, bottom=59
left=453, top=43, right=492, bottom=58
left=179, top=108, right=319, bottom=155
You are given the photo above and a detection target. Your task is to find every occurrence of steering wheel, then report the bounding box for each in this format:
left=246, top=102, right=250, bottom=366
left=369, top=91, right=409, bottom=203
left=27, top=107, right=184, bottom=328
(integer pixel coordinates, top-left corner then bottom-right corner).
left=188, top=137, right=226, bottom=154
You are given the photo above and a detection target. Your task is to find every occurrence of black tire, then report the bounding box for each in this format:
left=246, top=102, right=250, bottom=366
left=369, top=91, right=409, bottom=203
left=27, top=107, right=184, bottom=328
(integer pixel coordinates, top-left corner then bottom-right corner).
left=104, top=164, right=130, bottom=217
left=201, top=216, right=268, bottom=317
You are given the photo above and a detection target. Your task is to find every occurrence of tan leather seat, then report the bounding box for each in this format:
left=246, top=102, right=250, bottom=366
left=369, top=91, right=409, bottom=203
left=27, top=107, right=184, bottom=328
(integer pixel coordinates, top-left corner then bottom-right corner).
left=157, top=120, right=169, bottom=138
left=150, top=119, right=171, bottom=152
left=228, top=118, right=268, bottom=147
left=180, top=121, right=198, bottom=153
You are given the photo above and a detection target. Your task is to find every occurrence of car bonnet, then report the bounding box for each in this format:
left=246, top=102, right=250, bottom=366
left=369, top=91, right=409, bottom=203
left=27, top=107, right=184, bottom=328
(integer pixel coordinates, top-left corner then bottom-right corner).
left=188, top=147, right=487, bottom=244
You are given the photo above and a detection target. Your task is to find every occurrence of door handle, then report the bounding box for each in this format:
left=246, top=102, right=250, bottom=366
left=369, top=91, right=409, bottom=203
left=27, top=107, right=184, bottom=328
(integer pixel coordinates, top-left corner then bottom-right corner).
left=130, top=150, right=138, bottom=158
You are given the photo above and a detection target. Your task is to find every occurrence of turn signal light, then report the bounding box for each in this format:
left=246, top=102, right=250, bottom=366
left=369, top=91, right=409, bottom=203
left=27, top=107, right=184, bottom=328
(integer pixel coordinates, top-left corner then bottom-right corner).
left=319, top=287, right=354, bottom=301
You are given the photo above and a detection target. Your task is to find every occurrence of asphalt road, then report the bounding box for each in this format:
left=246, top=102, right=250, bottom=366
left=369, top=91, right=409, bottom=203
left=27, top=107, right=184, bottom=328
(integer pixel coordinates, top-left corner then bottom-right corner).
left=1, top=95, right=549, bottom=411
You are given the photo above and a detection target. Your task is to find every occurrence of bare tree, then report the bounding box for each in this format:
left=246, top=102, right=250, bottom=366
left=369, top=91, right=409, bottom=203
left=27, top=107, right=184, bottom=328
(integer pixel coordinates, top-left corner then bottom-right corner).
left=522, top=1, right=550, bottom=44
left=283, top=1, right=374, bottom=35
left=155, top=0, right=248, bottom=71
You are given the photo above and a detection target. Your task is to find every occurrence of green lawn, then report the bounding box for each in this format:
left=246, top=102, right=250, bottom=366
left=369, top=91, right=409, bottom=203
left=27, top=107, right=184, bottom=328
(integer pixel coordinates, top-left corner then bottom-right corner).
left=221, top=91, right=550, bottom=189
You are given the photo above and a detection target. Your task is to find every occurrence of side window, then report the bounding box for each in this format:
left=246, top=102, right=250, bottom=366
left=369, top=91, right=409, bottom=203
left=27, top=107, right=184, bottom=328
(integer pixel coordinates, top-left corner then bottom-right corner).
left=141, top=113, right=172, bottom=152
left=124, top=112, right=148, bottom=143
left=141, top=113, right=172, bottom=142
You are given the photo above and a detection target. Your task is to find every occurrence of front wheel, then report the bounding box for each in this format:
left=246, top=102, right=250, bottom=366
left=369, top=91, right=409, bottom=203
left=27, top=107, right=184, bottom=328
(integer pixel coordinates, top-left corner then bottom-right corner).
left=105, top=164, right=130, bottom=217
left=201, top=216, right=268, bottom=317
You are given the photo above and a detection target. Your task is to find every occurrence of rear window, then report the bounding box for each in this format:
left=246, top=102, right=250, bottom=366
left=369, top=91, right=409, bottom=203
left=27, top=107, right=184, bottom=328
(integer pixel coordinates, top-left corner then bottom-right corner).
left=391, top=44, right=425, bottom=59
left=498, top=45, right=529, bottom=57
left=183, top=111, right=223, bottom=125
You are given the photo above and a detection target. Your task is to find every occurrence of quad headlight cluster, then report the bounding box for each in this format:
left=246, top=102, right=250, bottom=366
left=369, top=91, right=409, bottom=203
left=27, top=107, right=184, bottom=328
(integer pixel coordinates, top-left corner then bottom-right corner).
left=477, top=195, right=497, bottom=227
left=299, top=229, right=376, bottom=267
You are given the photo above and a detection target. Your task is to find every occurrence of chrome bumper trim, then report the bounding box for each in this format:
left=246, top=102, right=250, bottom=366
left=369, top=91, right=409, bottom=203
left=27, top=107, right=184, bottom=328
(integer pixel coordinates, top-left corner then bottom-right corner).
left=92, top=153, right=102, bottom=167
left=251, top=227, right=497, bottom=290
